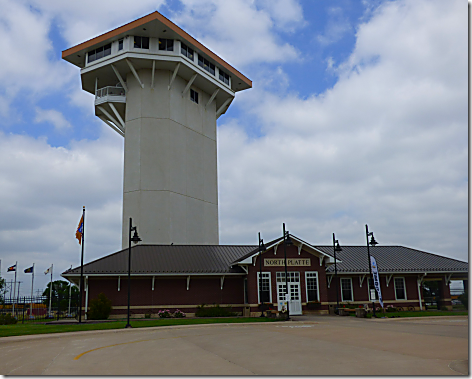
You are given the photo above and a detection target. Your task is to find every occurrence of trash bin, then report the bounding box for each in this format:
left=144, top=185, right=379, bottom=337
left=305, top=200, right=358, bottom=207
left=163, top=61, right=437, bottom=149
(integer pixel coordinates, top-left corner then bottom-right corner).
left=328, top=304, right=336, bottom=315
left=243, top=306, right=250, bottom=317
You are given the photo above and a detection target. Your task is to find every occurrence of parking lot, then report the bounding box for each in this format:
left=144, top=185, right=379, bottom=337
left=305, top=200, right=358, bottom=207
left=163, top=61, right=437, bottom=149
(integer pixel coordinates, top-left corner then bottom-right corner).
left=0, top=315, right=468, bottom=375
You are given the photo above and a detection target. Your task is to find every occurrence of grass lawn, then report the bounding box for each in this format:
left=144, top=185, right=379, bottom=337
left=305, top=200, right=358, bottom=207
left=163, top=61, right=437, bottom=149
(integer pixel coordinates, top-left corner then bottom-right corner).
left=0, top=317, right=279, bottom=338
left=363, top=310, right=468, bottom=318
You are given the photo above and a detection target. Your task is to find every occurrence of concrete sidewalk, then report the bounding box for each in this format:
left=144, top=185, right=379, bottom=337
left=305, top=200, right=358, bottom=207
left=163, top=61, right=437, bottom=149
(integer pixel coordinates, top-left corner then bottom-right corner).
left=0, top=316, right=468, bottom=375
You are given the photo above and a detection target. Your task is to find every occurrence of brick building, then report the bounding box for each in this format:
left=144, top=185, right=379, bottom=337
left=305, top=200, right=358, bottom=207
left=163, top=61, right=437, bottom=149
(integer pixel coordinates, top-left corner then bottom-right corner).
left=61, top=234, right=468, bottom=318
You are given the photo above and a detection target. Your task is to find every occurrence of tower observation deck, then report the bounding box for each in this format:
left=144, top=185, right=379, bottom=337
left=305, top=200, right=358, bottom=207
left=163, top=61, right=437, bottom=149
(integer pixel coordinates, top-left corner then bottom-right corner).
left=62, top=12, right=252, bottom=248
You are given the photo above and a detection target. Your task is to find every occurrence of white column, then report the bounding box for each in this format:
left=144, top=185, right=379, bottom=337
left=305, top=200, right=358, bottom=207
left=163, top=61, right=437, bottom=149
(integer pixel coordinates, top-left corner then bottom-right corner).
left=84, top=276, right=89, bottom=320
left=417, top=279, right=423, bottom=311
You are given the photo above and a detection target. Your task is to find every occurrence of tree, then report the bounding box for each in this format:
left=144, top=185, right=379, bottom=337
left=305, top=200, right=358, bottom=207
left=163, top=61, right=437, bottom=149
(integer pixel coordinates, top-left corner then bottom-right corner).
left=42, top=280, right=79, bottom=312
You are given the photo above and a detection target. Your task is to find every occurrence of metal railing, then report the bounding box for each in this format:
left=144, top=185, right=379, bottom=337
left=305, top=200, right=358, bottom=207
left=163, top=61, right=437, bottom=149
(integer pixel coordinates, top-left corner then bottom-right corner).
left=1, top=294, right=80, bottom=323
left=95, top=86, right=126, bottom=99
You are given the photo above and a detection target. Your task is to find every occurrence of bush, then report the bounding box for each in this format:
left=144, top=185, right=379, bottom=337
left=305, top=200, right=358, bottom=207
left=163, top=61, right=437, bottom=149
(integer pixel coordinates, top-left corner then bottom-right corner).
left=173, top=309, right=186, bottom=318
left=87, top=293, right=112, bottom=320
left=0, top=313, right=17, bottom=325
left=144, top=313, right=151, bottom=319
left=458, top=291, right=468, bottom=310
left=195, top=304, right=236, bottom=317
left=158, top=309, right=172, bottom=318
left=386, top=305, right=397, bottom=312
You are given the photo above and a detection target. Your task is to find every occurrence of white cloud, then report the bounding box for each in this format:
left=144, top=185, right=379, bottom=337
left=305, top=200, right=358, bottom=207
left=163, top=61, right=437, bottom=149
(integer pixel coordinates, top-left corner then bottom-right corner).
left=23, top=0, right=167, bottom=46
left=0, top=0, right=73, bottom=99
left=34, top=107, right=72, bottom=130
left=0, top=0, right=467, bottom=298
left=316, top=7, right=352, bottom=45
left=0, top=125, right=124, bottom=293
left=171, top=0, right=303, bottom=67
left=218, top=0, right=467, bottom=262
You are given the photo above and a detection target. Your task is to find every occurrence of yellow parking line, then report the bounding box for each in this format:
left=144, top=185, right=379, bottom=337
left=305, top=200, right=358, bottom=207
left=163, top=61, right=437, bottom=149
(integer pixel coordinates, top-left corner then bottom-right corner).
left=74, top=339, right=152, bottom=360
left=74, top=333, right=212, bottom=360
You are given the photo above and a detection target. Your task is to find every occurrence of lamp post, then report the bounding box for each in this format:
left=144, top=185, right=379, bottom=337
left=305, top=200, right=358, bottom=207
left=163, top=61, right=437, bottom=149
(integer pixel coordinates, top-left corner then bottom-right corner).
left=283, top=223, right=293, bottom=321
left=332, top=233, right=342, bottom=315
left=365, top=224, right=378, bottom=318
left=125, top=217, right=141, bottom=328
left=258, top=233, right=266, bottom=317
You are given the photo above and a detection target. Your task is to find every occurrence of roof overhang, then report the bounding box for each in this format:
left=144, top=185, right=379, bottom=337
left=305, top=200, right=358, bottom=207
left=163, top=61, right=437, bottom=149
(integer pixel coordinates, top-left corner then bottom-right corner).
left=235, top=235, right=337, bottom=265
left=326, top=271, right=468, bottom=276
left=62, top=11, right=251, bottom=92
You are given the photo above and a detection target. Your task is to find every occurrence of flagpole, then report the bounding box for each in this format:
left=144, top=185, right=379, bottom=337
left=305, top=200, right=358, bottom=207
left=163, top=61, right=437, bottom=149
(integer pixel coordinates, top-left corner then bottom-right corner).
left=79, top=206, right=85, bottom=323
left=48, top=264, right=53, bottom=317
left=12, top=261, right=17, bottom=316
left=30, top=264, right=34, bottom=317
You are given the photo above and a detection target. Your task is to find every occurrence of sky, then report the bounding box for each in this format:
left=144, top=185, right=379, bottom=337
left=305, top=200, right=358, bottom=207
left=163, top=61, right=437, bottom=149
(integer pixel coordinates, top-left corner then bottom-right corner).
left=0, top=0, right=467, bottom=296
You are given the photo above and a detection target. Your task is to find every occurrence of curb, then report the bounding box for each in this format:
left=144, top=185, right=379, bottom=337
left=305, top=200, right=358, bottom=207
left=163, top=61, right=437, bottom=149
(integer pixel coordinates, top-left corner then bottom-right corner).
left=0, top=320, right=290, bottom=343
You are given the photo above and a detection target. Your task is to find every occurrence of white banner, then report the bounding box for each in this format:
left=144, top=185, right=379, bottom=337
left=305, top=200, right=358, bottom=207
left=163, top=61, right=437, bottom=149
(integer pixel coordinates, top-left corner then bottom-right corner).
left=370, top=255, right=384, bottom=308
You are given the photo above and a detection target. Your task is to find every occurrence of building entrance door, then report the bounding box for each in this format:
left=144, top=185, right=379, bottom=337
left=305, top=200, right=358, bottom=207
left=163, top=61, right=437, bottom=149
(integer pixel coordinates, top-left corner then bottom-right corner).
left=276, top=272, right=302, bottom=315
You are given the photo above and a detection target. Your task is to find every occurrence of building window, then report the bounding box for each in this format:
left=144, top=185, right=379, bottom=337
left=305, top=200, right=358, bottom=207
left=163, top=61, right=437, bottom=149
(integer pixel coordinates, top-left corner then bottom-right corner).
left=394, top=277, right=407, bottom=300
left=190, top=89, right=198, bottom=104
left=87, top=43, right=111, bottom=63
left=368, top=278, right=377, bottom=301
left=181, top=42, right=194, bottom=60
left=341, top=278, right=353, bottom=302
left=159, top=38, right=174, bottom=51
left=134, top=36, right=149, bottom=49
left=219, top=69, right=230, bottom=85
left=118, top=39, right=123, bottom=51
left=257, top=272, right=271, bottom=303
left=198, top=55, right=215, bottom=75
left=276, top=272, right=299, bottom=283
left=305, top=272, right=319, bottom=302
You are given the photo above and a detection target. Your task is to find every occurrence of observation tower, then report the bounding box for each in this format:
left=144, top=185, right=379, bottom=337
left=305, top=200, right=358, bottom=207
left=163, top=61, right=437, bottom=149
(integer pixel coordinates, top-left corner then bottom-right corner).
left=62, top=12, right=252, bottom=248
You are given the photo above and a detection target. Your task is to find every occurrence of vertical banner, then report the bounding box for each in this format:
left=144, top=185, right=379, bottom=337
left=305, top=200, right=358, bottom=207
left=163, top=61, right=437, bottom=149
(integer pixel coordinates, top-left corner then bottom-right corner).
left=370, top=256, right=384, bottom=308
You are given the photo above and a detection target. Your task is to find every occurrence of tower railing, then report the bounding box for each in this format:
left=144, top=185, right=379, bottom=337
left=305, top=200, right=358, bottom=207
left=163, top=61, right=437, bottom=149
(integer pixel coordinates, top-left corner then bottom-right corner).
left=95, top=86, right=126, bottom=105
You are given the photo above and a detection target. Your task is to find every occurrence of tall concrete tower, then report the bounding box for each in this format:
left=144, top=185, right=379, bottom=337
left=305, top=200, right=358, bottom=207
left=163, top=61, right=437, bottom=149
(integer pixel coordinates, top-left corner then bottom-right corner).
left=63, top=12, right=251, bottom=248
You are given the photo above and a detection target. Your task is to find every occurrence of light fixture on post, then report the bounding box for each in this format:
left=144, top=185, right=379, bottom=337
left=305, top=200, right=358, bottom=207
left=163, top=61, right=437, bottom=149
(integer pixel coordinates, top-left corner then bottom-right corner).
left=258, top=233, right=266, bottom=317
left=365, top=224, right=378, bottom=318
left=283, top=223, right=293, bottom=321
left=125, top=217, right=141, bottom=328
left=332, top=233, right=342, bottom=315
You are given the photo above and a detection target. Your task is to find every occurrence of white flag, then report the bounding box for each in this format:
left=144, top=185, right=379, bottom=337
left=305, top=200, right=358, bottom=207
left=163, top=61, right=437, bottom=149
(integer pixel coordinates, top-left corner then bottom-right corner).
left=44, top=266, right=51, bottom=275
left=370, top=255, right=384, bottom=308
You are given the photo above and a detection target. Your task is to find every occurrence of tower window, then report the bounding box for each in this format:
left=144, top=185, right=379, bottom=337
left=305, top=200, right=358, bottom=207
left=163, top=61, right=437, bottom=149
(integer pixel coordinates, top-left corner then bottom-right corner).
left=219, top=69, right=230, bottom=85
left=159, top=38, right=174, bottom=51
left=87, top=43, right=111, bottom=63
left=118, top=39, right=123, bottom=51
left=134, top=36, right=149, bottom=49
left=181, top=43, right=194, bottom=60
left=190, top=89, right=198, bottom=104
left=198, top=55, right=215, bottom=75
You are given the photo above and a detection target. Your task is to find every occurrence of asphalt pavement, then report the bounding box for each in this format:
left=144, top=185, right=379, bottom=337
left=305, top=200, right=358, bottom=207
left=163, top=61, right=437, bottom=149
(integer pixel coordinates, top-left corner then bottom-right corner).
left=0, top=315, right=468, bottom=375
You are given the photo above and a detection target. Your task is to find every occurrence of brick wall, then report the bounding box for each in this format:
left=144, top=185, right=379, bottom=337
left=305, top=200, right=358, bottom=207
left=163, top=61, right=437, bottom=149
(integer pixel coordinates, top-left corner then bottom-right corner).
left=84, top=275, right=245, bottom=316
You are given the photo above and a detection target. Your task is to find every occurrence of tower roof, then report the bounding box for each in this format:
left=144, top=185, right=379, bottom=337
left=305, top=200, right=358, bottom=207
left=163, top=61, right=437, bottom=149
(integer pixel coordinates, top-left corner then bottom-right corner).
left=62, top=11, right=252, bottom=92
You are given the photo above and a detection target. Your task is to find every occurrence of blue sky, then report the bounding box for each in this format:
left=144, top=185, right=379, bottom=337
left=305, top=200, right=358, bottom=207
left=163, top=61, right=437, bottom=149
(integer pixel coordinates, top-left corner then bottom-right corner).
left=0, top=0, right=467, bottom=295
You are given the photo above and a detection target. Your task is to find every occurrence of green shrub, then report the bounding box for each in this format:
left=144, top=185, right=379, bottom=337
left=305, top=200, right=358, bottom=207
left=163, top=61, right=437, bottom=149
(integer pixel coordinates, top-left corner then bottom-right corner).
left=158, top=309, right=172, bottom=318
left=440, top=306, right=448, bottom=311
left=144, top=313, right=151, bottom=319
left=87, top=293, right=112, bottom=320
left=173, top=309, right=186, bottom=318
left=0, top=313, right=17, bottom=325
left=458, top=291, right=468, bottom=310
left=195, top=304, right=236, bottom=317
